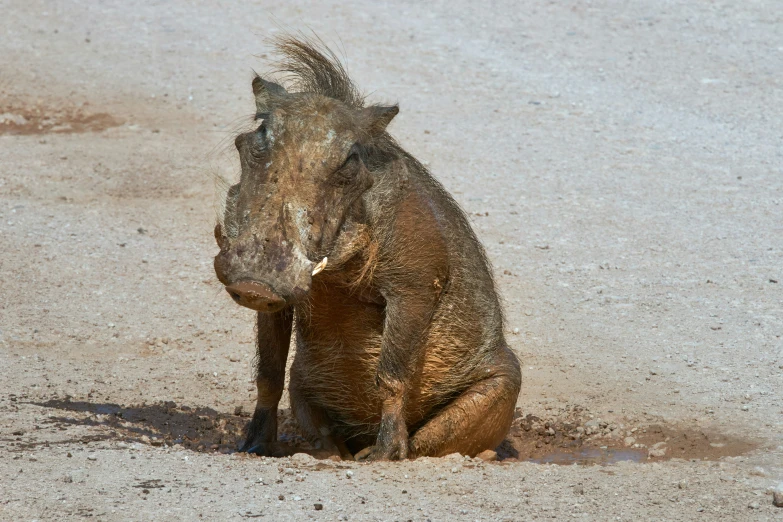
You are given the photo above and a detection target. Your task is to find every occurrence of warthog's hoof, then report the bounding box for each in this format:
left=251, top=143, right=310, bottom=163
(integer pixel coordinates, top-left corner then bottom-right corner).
left=354, top=444, right=408, bottom=462
left=240, top=441, right=289, bottom=458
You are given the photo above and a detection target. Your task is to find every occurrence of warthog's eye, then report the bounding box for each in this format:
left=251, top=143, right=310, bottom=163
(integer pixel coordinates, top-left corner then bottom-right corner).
left=248, top=122, right=268, bottom=161
left=330, top=144, right=361, bottom=186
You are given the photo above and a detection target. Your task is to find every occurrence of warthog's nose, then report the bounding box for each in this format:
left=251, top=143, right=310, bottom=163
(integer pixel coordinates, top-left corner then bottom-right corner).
left=225, top=281, right=286, bottom=312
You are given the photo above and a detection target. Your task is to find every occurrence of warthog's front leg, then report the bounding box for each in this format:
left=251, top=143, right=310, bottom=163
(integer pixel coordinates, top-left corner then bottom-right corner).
left=355, top=287, right=439, bottom=461
left=239, top=308, right=293, bottom=456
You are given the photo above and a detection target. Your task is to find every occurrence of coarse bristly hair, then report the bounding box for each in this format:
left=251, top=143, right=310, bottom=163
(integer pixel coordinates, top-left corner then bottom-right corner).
left=270, top=34, right=366, bottom=109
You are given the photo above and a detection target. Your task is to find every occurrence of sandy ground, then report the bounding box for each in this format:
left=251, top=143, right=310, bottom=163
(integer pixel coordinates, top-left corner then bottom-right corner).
left=1, top=0, right=782, bottom=520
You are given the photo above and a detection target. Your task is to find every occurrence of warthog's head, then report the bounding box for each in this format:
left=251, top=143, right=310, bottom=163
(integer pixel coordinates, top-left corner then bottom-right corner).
left=214, top=45, right=397, bottom=312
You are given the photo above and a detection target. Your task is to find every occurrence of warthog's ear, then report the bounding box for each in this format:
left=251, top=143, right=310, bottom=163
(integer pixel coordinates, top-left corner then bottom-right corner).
left=252, top=75, right=287, bottom=114
left=361, top=105, right=399, bottom=137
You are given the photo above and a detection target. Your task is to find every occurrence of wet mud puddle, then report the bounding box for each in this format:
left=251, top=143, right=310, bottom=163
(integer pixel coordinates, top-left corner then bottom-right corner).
left=500, top=407, right=758, bottom=465
left=528, top=447, right=646, bottom=465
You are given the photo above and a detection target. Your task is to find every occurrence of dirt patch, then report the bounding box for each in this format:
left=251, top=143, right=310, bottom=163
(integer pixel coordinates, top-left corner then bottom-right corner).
left=500, top=406, right=759, bottom=465
left=0, top=103, right=121, bottom=135
left=10, top=399, right=757, bottom=465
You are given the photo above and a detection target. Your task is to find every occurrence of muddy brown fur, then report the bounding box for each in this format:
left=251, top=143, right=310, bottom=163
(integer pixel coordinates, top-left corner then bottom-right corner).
left=213, top=35, right=521, bottom=460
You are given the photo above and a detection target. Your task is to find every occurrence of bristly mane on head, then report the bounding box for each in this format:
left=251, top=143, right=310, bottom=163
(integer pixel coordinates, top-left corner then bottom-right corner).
left=270, top=35, right=366, bottom=109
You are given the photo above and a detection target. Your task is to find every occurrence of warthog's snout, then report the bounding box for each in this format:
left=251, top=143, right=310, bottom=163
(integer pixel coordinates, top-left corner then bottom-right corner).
left=225, top=281, right=286, bottom=312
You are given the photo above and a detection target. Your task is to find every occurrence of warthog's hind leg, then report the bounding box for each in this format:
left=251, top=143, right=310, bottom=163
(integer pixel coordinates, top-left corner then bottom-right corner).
left=409, top=347, right=521, bottom=458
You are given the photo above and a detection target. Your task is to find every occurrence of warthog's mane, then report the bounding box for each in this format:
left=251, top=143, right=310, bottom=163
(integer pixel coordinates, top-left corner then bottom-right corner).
left=270, top=35, right=365, bottom=109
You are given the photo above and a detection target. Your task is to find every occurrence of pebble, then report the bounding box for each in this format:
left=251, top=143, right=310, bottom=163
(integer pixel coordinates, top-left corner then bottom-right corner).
left=476, top=450, right=497, bottom=462
left=313, top=503, right=323, bottom=510
left=624, top=437, right=636, bottom=447
left=87, top=454, right=97, bottom=461
left=648, top=442, right=667, bottom=458
left=773, top=486, right=783, bottom=507
left=345, top=470, right=354, bottom=479
left=741, top=405, right=749, bottom=411
left=64, top=469, right=87, bottom=484
left=748, top=501, right=760, bottom=510
left=293, top=496, right=302, bottom=501
left=291, top=453, right=314, bottom=465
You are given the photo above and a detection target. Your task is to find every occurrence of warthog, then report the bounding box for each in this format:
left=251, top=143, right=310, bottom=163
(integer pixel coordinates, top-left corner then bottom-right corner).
left=213, top=37, right=521, bottom=460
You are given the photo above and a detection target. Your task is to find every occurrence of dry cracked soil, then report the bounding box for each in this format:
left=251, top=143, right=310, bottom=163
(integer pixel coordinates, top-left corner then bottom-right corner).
left=1, top=1, right=782, bottom=520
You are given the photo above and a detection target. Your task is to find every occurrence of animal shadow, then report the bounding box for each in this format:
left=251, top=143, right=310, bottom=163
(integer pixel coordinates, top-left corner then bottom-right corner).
left=30, top=398, right=308, bottom=454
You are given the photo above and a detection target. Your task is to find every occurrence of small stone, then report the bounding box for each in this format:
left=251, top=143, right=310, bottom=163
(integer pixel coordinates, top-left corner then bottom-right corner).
left=64, top=469, right=87, bottom=483
left=648, top=442, right=667, bottom=458
left=741, top=405, right=749, bottom=411
left=476, top=450, right=497, bottom=462
left=748, top=501, right=760, bottom=510
left=313, top=503, right=323, bottom=511
left=512, top=328, right=520, bottom=335
left=773, top=488, right=783, bottom=507
left=229, top=355, right=240, bottom=362
left=278, top=495, right=285, bottom=500
left=290, top=453, right=314, bottom=465
left=345, top=470, right=354, bottom=479
left=574, top=485, right=584, bottom=495
left=624, top=437, right=636, bottom=447
left=87, top=454, right=97, bottom=461
left=293, top=496, right=302, bottom=501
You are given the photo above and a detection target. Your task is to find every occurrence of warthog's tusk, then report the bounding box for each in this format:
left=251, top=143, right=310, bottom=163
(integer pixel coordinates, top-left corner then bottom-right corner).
left=312, top=257, right=328, bottom=276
